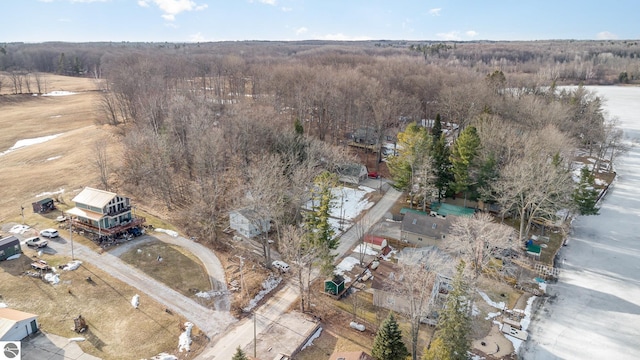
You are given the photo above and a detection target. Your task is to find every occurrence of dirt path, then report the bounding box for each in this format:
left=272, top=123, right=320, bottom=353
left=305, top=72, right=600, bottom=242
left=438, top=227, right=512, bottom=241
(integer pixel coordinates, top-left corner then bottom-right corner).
left=46, top=236, right=236, bottom=337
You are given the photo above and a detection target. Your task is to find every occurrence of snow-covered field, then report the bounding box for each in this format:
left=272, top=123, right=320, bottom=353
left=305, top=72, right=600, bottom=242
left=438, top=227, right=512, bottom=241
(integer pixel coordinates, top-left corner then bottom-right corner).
left=0, top=133, right=64, bottom=156
left=304, top=185, right=375, bottom=236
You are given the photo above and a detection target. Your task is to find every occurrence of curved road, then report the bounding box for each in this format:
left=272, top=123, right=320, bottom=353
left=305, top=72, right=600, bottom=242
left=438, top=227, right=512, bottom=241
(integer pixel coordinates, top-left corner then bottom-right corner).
left=47, top=234, right=235, bottom=338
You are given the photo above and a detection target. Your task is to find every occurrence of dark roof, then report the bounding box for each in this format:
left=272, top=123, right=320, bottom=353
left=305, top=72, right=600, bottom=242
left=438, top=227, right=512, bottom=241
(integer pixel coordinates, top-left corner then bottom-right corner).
left=402, top=212, right=454, bottom=238
left=33, top=198, right=53, bottom=205
left=0, top=236, right=20, bottom=248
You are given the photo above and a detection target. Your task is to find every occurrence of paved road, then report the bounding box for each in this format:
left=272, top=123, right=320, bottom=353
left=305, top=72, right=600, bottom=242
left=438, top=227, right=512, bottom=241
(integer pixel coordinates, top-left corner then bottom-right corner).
left=46, top=235, right=236, bottom=338
left=203, top=186, right=403, bottom=359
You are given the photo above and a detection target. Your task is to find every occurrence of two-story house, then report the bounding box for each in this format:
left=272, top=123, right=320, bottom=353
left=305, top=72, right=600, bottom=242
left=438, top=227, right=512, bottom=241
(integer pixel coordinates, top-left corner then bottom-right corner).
left=66, top=187, right=144, bottom=236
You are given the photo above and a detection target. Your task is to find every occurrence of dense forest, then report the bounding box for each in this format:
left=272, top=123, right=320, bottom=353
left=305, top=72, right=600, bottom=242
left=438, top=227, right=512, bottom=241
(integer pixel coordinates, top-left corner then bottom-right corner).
left=0, top=40, right=635, bottom=245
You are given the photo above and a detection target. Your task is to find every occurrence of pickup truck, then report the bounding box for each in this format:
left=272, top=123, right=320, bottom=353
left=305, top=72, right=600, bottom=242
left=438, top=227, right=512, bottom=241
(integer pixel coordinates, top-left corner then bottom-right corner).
left=25, top=236, right=48, bottom=248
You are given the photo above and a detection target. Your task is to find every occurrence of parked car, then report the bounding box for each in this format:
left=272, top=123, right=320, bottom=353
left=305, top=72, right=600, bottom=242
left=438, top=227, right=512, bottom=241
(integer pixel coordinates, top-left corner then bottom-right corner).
left=368, top=171, right=380, bottom=179
left=25, top=236, right=48, bottom=248
left=39, top=228, right=59, bottom=238
left=128, top=227, right=143, bottom=237
left=272, top=260, right=290, bottom=273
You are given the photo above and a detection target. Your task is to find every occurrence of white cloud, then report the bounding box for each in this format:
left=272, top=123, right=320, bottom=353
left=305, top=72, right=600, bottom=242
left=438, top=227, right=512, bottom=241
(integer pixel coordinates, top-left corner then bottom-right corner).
left=428, top=8, right=441, bottom=16
left=296, top=27, right=308, bottom=35
left=70, top=0, right=109, bottom=2
left=466, top=30, right=478, bottom=37
left=281, top=6, right=292, bottom=12
left=189, top=32, right=206, bottom=42
left=316, top=33, right=372, bottom=41
left=259, top=0, right=277, bottom=4
left=138, top=0, right=208, bottom=21
left=164, top=21, right=178, bottom=28
left=436, top=31, right=461, bottom=41
left=596, top=31, right=618, bottom=40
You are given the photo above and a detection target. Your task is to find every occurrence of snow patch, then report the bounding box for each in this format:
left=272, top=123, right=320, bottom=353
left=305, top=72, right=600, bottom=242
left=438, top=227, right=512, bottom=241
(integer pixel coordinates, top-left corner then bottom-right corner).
left=131, top=294, right=140, bottom=309
left=178, top=322, right=193, bottom=352
left=334, top=256, right=360, bottom=276
left=477, top=290, right=506, bottom=310
left=46, top=155, right=62, bottom=161
left=0, top=133, right=64, bottom=156
left=243, top=275, right=282, bottom=312
left=42, top=91, right=77, bottom=96
left=149, top=353, right=178, bottom=360
left=44, top=273, right=59, bottom=285
left=195, top=290, right=226, bottom=299
left=0, top=303, right=7, bottom=308
left=36, top=188, right=64, bottom=198
left=156, top=228, right=179, bottom=237
left=485, top=311, right=501, bottom=320
left=5, top=254, right=21, bottom=261
left=63, top=260, right=82, bottom=271
left=9, top=225, right=30, bottom=234
left=301, top=327, right=322, bottom=351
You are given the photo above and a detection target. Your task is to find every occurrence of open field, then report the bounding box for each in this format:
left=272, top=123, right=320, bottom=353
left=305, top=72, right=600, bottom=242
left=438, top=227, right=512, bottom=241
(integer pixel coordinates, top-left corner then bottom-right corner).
left=0, top=74, right=116, bottom=223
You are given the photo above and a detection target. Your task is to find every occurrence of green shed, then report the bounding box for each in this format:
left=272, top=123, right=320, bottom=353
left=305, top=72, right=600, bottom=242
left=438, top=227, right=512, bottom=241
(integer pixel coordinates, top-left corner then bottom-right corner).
left=0, top=236, right=22, bottom=261
left=324, top=275, right=345, bottom=296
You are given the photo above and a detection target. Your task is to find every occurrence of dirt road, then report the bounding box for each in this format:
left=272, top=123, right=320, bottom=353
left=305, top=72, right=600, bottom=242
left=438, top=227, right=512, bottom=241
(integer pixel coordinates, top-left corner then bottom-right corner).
left=46, top=236, right=236, bottom=337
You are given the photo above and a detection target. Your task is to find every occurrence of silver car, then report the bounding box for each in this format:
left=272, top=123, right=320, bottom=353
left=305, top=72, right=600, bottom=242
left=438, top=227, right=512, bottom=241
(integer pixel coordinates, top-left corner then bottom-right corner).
left=39, top=228, right=59, bottom=238
left=25, top=236, right=48, bottom=248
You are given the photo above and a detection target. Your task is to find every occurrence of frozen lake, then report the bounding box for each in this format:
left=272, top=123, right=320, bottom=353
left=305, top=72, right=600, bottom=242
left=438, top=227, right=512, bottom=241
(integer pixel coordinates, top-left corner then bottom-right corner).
left=522, top=86, right=640, bottom=359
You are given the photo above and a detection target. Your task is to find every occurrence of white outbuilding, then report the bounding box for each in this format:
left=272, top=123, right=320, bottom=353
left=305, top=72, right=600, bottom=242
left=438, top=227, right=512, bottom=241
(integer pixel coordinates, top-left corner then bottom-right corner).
left=0, top=308, right=39, bottom=341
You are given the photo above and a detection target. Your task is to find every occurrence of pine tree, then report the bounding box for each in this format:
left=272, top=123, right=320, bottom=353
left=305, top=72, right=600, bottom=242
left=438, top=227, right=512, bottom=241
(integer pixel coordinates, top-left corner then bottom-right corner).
left=431, top=113, right=443, bottom=140
left=232, top=346, right=249, bottom=360
left=572, top=166, right=600, bottom=215
left=305, top=171, right=339, bottom=275
left=294, top=118, right=304, bottom=135
left=372, top=313, right=409, bottom=360
left=450, top=126, right=481, bottom=196
left=431, top=134, right=452, bottom=202
left=422, top=337, right=451, bottom=360
left=433, top=261, right=471, bottom=360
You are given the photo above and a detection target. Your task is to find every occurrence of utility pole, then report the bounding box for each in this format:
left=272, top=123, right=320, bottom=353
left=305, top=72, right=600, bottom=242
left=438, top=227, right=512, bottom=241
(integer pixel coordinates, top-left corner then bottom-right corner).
left=20, top=205, right=25, bottom=225
left=69, top=217, right=74, bottom=260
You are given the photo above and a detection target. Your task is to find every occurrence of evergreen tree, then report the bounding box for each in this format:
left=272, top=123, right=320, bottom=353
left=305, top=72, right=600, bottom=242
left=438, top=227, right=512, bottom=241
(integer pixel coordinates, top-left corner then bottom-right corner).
left=232, top=346, right=249, bottom=360
left=294, top=118, right=304, bottom=135
left=450, top=126, right=481, bottom=196
left=572, top=166, right=600, bottom=215
left=305, top=171, right=339, bottom=275
left=431, top=113, right=443, bottom=140
left=433, top=261, right=471, bottom=360
left=372, top=313, right=410, bottom=360
left=387, top=122, right=432, bottom=205
left=422, top=338, right=451, bottom=360
left=431, top=134, right=452, bottom=202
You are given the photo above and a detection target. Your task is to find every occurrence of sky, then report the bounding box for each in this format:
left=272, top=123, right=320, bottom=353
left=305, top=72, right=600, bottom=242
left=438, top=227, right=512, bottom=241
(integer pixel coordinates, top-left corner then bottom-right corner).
left=3, top=0, right=639, bottom=43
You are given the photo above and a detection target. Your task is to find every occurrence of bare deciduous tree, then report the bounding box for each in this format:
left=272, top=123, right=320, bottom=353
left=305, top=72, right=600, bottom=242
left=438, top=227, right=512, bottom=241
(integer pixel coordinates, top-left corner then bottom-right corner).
left=396, top=249, right=451, bottom=360
left=279, top=225, right=317, bottom=312
left=444, top=212, right=516, bottom=279
left=93, top=138, right=110, bottom=191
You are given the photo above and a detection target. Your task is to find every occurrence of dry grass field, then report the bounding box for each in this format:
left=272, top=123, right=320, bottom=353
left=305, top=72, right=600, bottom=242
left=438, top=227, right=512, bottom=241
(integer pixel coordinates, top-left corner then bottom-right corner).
left=0, top=251, right=202, bottom=359
left=0, top=73, right=119, bottom=223
left=0, top=74, right=210, bottom=359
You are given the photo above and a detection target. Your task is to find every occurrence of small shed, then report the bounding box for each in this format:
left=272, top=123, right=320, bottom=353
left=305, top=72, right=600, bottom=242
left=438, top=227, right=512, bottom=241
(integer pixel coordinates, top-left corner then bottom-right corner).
left=363, top=235, right=387, bottom=250
left=32, top=198, right=55, bottom=214
left=0, top=236, right=22, bottom=261
left=0, top=308, right=39, bottom=341
left=324, top=275, right=345, bottom=296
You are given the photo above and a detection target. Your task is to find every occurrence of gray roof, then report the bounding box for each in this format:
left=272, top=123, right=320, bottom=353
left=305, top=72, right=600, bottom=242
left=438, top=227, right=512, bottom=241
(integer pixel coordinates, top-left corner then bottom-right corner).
left=402, top=212, right=454, bottom=238
left=0, top=236, right=19, bottom=248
